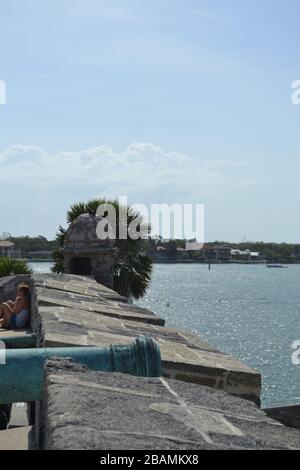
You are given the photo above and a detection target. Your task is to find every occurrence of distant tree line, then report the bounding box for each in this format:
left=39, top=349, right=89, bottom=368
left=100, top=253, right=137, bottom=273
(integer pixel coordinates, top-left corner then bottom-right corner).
left=145, top=239, right=300, bottom=263
left=5, top=235, right=58, bottom=258
left=226, top=242, right=300, bottom=262
left=2, top=231, right=300, bottom=263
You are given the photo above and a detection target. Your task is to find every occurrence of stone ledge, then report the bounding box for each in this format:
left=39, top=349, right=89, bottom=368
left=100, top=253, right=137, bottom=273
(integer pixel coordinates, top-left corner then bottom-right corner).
left=42, top=360, right=300, bottom=450
left=264, top=405, right=300, bottom=429
left=32, top=284, right=165, bottom=326
left=32, top=273, right=128, bottom=302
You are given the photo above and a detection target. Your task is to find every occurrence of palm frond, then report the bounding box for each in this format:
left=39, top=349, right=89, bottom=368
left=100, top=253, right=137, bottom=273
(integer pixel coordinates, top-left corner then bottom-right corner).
left=67, top=202, right=88, bottom=223
left=51, top=249, right=65, bottom=274
left=55, top=225, right=67, bottom=248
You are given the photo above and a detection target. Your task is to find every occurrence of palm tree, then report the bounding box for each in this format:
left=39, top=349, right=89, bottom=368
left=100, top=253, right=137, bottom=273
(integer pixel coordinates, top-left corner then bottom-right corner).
left=52, top=199, right=152, bottom=300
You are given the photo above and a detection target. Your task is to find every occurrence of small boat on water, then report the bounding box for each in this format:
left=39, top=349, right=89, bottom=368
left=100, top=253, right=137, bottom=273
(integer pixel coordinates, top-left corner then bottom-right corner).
left=267, top=264, right=288, bottom=268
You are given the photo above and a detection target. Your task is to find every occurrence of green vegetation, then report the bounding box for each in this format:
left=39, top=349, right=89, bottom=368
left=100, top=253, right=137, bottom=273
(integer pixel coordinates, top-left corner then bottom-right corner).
left=1, top=234, right=57, bottom=258
left=211, top=241, right=300, bottom=263
left=52, top=199, right=153, bottom=300
left=1, top=229, right=300, bottom=264
left=0, top=258, right=32, bottom=278
left=9, top=236, right=57, bottom=255
left=146, top=240, right=300, bottom=263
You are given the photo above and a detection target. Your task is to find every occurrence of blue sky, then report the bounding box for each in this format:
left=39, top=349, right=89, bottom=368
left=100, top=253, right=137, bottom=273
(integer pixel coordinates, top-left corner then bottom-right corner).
left=0, top=0, right=300, bottom=241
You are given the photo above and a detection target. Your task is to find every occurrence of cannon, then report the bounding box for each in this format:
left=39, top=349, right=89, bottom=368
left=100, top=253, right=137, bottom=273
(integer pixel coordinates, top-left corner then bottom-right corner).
left=0, top=335, right=161, bottom=404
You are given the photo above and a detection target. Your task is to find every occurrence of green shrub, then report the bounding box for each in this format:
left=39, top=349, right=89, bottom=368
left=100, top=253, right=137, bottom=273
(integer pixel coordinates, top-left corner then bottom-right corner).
left=0, top=258, right=32, bottom=278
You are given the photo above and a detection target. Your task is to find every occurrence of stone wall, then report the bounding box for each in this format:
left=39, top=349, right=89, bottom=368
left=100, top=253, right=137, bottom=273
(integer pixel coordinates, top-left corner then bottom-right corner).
left=42, top=359, right=300, bottom=450
left=1, top=272, right=271, bottom=448
left=264, top=405, right=300, bottom=429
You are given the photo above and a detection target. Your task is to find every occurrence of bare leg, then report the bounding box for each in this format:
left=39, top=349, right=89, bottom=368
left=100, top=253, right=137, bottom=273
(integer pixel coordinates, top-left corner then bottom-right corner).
left=0, top=303, right=8, bottom=320
left=0, top=304, right=13, bottom=328
left=0, top=302, right=13, bottom=318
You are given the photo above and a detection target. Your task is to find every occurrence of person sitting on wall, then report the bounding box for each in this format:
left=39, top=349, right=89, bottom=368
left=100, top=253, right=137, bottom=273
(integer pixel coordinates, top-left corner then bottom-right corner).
left=0, top=284, right=30, bottom=330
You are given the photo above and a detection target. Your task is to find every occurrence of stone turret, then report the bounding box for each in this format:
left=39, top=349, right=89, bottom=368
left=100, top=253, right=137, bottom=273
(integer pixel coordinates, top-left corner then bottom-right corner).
left=63, top=213, right=117, bottom=288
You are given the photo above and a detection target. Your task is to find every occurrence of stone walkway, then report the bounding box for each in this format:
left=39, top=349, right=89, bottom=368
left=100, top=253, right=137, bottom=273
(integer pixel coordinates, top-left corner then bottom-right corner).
left=0, top=426, right=31, bottom=450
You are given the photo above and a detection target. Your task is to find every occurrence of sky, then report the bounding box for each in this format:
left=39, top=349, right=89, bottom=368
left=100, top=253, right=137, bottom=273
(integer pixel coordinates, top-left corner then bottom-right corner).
left=0, top=0, right=300, bottom=242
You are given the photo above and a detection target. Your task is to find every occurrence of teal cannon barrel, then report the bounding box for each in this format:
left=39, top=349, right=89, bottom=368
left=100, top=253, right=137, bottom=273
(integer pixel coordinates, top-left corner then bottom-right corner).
left=0, top=336, right=161, bottom=404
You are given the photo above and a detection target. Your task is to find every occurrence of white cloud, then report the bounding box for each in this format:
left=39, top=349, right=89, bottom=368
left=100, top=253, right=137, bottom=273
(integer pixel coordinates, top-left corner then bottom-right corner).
left=0, top=142, right=218, bottom=192
left=0, top=142, right=251, bottom=237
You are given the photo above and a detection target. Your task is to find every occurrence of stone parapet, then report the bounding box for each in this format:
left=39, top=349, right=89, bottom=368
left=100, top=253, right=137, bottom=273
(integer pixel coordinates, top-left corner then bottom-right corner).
left=42, top=359, right=300, bottom=450
left=264, top=405, right=300, bottom=429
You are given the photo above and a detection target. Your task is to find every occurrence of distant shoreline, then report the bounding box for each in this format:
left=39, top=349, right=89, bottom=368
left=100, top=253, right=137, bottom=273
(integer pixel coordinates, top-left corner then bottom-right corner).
left=26, top=259, right=53, bottom=263
left=24, top=259, right=300, bottom=266
left=151, top=260, right=299, bottom=265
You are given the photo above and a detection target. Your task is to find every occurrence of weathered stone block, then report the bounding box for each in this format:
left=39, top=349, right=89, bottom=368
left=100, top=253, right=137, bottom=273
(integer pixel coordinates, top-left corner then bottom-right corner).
left=264, top=405, right=300, bottom=429
left=42, top=360, right=300, bottom=450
